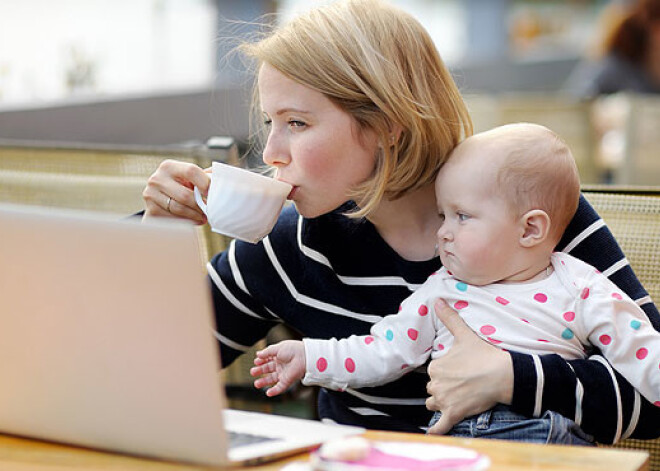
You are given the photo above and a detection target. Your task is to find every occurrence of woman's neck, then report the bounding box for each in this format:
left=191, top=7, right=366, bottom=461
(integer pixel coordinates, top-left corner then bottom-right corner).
left=367, top=182, right=440, bottom=261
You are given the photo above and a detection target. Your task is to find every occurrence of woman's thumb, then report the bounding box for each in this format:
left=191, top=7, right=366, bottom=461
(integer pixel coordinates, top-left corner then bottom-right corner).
left=433, top=298, right=472, bottom=338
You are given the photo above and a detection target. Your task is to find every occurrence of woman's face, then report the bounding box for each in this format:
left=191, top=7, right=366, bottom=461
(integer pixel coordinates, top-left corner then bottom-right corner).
left=258, top=63, right=379, bottom=218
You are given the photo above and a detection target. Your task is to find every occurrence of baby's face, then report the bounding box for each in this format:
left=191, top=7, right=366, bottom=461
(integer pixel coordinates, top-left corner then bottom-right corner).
left=434, top=148, right=522, bottom=286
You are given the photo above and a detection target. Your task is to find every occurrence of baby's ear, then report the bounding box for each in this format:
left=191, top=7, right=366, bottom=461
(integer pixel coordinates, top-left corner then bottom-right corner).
left=519, top=209, right=551, bottom=247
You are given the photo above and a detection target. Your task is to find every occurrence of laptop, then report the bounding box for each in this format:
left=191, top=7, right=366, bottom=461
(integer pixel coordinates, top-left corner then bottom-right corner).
left=0, top=203, right=364, bottom=467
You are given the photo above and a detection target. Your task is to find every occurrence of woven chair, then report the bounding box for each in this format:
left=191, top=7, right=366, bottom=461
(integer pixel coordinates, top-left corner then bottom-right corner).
left=583, top=185, right=660, bottom=471
left=0, top=137, right=237, bottom=263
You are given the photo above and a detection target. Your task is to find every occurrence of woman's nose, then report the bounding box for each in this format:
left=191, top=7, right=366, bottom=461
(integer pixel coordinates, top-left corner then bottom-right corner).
left=262, top=130, right=291, bottom=167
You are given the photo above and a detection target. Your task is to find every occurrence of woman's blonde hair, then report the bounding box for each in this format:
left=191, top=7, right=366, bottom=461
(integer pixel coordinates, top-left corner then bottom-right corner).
left=240, top=0, right=472, bottom=218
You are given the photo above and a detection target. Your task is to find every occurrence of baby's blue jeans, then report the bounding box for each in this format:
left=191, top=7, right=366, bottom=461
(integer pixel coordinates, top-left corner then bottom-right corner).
left=428, top=404, right=594, bottom=446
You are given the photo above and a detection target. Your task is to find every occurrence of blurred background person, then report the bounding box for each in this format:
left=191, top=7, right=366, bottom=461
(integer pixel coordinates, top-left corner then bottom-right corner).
left=565, top=0, right=660, bottom=99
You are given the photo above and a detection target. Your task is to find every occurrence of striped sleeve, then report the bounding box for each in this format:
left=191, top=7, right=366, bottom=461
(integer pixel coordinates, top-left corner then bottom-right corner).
left=508, top=194, right=660, bottom=443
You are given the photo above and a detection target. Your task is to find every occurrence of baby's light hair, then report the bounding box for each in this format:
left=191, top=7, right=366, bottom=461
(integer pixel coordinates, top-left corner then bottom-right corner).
left=240, top=0, right=472, bottom=218
left=475, top=123, right=581, bottom=243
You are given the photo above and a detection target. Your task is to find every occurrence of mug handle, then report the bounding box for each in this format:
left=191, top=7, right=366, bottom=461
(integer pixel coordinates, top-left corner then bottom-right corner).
left=193, top=186, right=208, bottom=215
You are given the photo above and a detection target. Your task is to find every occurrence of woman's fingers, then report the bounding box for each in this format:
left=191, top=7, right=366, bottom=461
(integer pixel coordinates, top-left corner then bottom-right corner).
left=433, top=298, right=473, bottom=338
left=142, top=159, right=209, bottom=224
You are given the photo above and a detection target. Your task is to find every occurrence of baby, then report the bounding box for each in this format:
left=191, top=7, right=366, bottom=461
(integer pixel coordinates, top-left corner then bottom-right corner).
left=250, top=123, right=660, bottom=443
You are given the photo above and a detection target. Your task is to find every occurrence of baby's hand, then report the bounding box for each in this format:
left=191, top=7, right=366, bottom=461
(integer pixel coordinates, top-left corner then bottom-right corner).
left=250, top=340, right=306, bottom=397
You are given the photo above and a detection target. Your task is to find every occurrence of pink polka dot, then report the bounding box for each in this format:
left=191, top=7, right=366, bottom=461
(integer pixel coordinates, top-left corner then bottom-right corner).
left=418, top=305, right=428, bottom=316
left=599, top=334, right=612, bottom=346
left=520, top=318, right=530, bottom=323
left=537, top=339, right=549, bottom=343
left=398, top=305, right=402, bottom=311
left=454, top=300, right=469, bottom=310
left=487, top=337, right=502, bottom=344
left=654, top=401, right=660, bottom=407
left=437, top=343, right=445, bottom=351
left=364, top=336, right=374, bottom=345
left=581, top=288, right=590, bottom=300
left=447, top=270, right=453, bottom=276
left=480, top=325, right=496, bottom=336
left=563, top=311, right=576, bottom=322
left=317, top=357, right=328, bottom=372
left=345, top=358, right=356, bottom=373
left=424, top=346, right=432, bottom=353
left=400, top=363, right=409, bottom=369
left=534, top=293, right=548, bottom=303
left=612, top=293, right=623, bottom=300
left=408, top=329, right=419, bottom=341
left=495, top=296, right=509, bottom=306
left=636, top=348, right=648, bottom=360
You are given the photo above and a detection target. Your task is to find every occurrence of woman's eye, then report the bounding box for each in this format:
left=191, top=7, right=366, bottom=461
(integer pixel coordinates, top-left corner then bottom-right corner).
left=288, top=120, right=306, bottom=128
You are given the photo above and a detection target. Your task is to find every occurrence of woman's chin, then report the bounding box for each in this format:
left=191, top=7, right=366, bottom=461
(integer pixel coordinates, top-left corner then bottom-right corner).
left=292, top=200, right=340, bottom=219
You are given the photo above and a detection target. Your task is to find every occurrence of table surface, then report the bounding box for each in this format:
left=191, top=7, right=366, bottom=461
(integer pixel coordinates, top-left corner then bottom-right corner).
left=0, top=429, right=648, bottom=471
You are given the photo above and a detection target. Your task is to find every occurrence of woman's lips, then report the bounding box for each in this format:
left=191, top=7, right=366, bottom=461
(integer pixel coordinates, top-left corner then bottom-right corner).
left=287, top=186, right=298, bottom=200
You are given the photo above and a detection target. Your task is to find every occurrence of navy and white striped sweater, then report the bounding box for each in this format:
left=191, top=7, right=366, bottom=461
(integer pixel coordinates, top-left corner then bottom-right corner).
left=208, top=195, right=660, bottom=443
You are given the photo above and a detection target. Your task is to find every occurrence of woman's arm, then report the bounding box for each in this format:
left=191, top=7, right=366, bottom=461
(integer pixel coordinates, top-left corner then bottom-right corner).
left=551, top=195, right=660, bottom=441
left=510, top=347, right=660, bottom=443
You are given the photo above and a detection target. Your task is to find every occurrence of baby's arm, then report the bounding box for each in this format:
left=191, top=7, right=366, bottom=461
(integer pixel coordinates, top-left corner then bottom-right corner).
left=252, top=280, right=441, bottom=395
left=251, top=340, right=306, bottom=397
left=303, top=289, right=439, bottom=390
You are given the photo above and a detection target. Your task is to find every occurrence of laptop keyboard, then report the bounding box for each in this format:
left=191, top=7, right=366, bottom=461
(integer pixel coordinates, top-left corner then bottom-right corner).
left=228, top=430, right=278, bottom=449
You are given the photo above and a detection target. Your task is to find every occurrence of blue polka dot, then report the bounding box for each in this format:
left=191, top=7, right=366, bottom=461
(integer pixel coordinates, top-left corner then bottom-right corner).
left=385, top=330, right=394, bottom=341
left=630, top=320, right=642, bottom=330
left=561, top=328, right=574, bottom=340
left=455, top=282, right=468, bottom=292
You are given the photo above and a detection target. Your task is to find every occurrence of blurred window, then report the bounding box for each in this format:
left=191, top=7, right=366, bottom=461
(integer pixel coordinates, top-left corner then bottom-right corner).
left=0, top=0, right=216, bottom=105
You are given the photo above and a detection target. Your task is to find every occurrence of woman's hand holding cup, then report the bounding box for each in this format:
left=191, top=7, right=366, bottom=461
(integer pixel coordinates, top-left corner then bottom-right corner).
left=142, top=159, right=210, bottom=225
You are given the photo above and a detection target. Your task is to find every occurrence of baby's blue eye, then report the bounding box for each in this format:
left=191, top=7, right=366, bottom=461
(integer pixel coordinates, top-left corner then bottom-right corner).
left=457, top=213, right=470, bottom=222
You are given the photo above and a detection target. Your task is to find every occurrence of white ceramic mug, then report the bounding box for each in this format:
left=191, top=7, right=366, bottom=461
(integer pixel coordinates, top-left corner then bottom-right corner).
left=194, top=162, right=292, bottom=243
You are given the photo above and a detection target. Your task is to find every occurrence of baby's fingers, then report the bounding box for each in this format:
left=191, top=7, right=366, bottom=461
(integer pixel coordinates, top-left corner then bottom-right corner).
left=253, top=356, right=271, bottom=367
left=250, top=361, right=276, bottom=377
left=265, top=383, right=287, bottom=397
left=253, top=371, right=278, bottom=389
left=255, top=345, right=279, bottom=359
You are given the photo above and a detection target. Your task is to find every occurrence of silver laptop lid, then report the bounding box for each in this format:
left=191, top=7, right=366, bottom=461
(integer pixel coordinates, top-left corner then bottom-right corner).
left=0, top=204, right=230, bottom=465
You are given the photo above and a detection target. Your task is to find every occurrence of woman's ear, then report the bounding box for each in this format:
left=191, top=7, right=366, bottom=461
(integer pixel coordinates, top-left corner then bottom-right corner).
left=519, top=209, right=551, bottom=248
left=379, top=123, right=403, bottom=148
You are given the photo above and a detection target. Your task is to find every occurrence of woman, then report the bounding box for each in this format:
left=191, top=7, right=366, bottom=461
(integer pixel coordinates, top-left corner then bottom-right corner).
left=143, top=0, right=660, bottom=443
